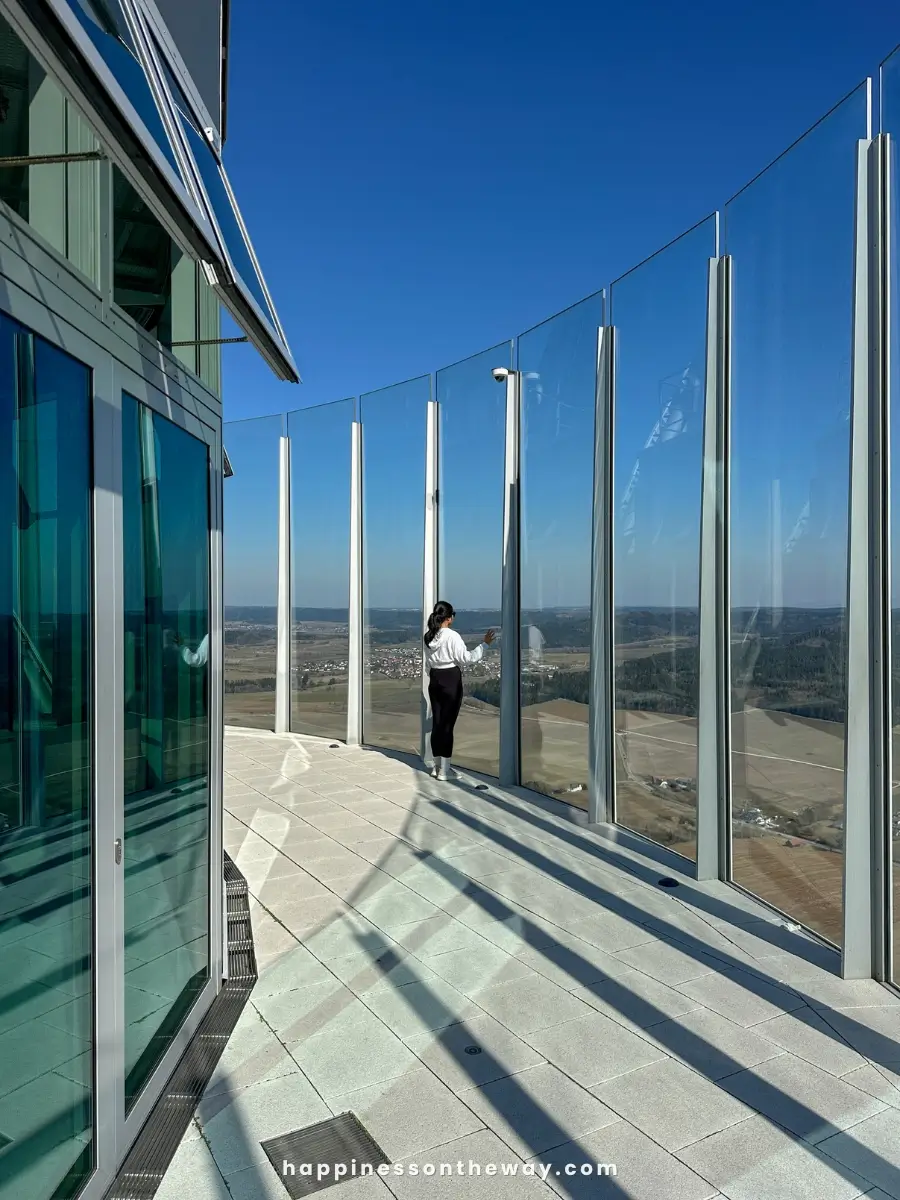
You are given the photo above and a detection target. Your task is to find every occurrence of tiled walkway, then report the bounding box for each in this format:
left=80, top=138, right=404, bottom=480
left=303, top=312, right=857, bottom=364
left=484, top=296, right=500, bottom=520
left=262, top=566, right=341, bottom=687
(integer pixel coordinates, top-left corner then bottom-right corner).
left=161, top=730, right=900, bottom=1199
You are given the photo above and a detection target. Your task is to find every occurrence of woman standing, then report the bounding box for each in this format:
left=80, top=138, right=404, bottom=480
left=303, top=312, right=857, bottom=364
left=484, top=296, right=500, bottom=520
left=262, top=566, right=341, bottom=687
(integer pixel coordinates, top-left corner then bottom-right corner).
left=424, top=601, right=495, bottom=780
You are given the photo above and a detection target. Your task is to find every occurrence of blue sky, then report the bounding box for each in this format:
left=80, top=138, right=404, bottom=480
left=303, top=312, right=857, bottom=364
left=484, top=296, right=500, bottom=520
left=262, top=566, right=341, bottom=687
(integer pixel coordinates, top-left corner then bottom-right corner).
left=222, top=0, right=898, bottom=418
left=222, top=1, right=900, bottom=609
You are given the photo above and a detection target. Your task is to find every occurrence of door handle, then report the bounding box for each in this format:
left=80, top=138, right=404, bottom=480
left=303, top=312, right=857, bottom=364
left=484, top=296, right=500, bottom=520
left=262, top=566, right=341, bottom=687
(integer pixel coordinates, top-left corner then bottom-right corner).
left=114, top=838, right=122, bottom=865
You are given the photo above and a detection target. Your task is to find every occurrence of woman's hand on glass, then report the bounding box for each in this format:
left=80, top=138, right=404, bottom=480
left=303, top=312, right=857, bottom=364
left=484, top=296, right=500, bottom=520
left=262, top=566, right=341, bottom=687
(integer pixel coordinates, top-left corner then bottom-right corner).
left=484, top=629, right=496, bottom=645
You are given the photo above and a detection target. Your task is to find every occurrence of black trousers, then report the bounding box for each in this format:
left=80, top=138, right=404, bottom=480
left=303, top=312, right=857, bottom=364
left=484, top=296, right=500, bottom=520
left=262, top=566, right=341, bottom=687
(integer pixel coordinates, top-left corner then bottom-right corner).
left=428, top=666, right=463, bottom=759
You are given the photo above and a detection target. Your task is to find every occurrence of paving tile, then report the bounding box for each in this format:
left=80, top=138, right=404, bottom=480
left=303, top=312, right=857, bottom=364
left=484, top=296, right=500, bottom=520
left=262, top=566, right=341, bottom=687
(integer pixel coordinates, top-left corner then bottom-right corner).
left=471, top=971, right=595, bottom=1037
left=592, top=1057, right=752, bottom=1151
left=302, top=912, right=401, bottom=963
left=753, top=1008, right=865, bottom=1077
left=534, top=1120, right=718, bottom=1200
left=677, top=1114, right=873, bottom=1200
left=390, top=915, right=495, bottom=959
left=645, top=1007, right=786, bottom=1081
left=198, top=1073, right=331, bottom=1177
left=720, top=1053, right=886, bottom=1145
left=441, top=847, right=520, bottom=880
left=155, top=1135, right=230, bottom=1200
left=817, top=1108, right=900, bottom=1197
left=526, top=1010, right=667, bottom=1086
left=824, top=1007, right=900, bottom=1066
left=355, top=882, right=442, bottom=930
left=791, top=978, right=900, bottom=1011
left=676, top=966, right=808, bottom=1028
left=840, top=1063, right=900, bottom=1109
left=327, top=947, right=440, bottom=996
left=562, top=911, right=658, bottom=954
left=364, top=977, right=480, bottom=1041
left=570, top=965, right=701, bottom=1030
left=332, top=1068, right=483, bottom=1159
left=205, top=1006, right=301, bottom=1096
left=246, top=940, right=334, bottom=995
left=615, top=939, right=724, bottom=985
left=386, top=1129, right=555, bottom=1198
left=461, top=1062, right=618, bottom=1158
left=286, top=996, right=419, bottom=1099
left=253, top=978, right=354, bottom=1041
left=514, top=930, right=629, bottom=991
left=404, top=1012, right=546, bottom=1094
left=424, top=944, right=533, bottom=996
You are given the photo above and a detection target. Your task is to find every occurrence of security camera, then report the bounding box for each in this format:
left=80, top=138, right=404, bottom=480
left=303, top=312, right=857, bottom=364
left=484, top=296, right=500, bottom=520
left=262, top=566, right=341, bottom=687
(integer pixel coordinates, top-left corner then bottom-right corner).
left=492, top=367, right=511, bottom=383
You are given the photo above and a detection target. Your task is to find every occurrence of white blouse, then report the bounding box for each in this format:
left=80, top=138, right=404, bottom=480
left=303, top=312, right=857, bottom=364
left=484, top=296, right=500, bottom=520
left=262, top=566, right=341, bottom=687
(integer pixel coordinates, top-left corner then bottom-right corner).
left=424, top=627, right=489, bottom=671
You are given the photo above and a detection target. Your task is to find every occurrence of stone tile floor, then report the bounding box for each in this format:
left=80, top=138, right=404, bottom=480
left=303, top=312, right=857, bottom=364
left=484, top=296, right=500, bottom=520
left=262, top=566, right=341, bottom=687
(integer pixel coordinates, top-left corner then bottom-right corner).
left=159, top=729, right=900, bottom=1199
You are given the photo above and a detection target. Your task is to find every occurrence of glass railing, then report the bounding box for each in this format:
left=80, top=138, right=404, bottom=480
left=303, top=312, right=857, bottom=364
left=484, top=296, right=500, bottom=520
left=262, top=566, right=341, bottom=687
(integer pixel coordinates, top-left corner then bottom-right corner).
left=222, top=414, right=282, bottom=731
left=222, top=62, right=900, bottom=955
left=289, top=399, right=354, bottom=741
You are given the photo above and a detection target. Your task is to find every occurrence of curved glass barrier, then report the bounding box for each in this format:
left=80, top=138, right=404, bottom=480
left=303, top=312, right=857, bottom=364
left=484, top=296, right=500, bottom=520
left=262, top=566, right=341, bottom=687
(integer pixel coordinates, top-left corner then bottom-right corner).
left=289, top=400, right=354, bottom=741
left=223, top=415, right=282, bottom=731
left=725, top=85, right=867, bottom=944
left=518, top=292, right=604, bottom=808
left=437, top=344, right=510, bottom=777
left=361, top=377, right=429, bottom=756
left=610, top=218, right=715, bottom=860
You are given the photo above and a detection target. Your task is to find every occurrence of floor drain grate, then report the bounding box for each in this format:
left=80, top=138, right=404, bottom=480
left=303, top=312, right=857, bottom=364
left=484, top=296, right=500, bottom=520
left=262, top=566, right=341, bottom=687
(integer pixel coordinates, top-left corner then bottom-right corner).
left=261, top=1112, right=390, bottom=1198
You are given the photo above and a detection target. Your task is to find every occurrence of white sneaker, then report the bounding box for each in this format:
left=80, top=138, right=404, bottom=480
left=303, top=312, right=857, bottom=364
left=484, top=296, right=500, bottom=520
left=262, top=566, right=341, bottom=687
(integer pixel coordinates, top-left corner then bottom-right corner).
left=436, top=758, right=450, bottom=781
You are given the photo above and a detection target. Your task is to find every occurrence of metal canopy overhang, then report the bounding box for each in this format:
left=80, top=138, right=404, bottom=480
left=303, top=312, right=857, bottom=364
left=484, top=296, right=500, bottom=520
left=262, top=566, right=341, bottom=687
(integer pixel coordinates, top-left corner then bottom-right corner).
left=3, top=0, right=299, bottom=383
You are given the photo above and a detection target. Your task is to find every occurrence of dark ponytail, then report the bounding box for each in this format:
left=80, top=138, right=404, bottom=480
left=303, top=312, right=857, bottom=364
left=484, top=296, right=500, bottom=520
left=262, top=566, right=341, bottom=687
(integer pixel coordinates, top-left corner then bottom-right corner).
left=424, top=600, right=455, bottom=646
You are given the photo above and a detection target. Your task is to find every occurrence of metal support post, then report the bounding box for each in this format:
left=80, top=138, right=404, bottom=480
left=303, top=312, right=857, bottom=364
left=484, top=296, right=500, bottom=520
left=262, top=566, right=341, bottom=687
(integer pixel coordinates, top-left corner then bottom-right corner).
left=275, top=431, right=292, bottom=735
left=843, top=133, right=890, bottom=978
left=347, top=419, right=364, bottom=746
left=421, top=399, right=440, bottom=764
left=588, top=327, right=615, bottom=825
left=696, top=249, right=733, bottom=880
left=499, top=369, right=521, bottom=788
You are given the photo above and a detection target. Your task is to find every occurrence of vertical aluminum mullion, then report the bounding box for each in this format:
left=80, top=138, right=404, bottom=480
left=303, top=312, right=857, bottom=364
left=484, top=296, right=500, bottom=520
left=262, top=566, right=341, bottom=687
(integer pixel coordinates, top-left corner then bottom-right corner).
left=347, top=419, right=363, bottom=745
left=588, top=326, right=615, bottom=825
left=93, top=356, right=122, bottom=1187
left=208, top=432, right=224, bottom=987
left=274, top=430, right=291, bottom=735
left=843, top=134, right=884, bottom=978
left=421, top=399, right=439, bottom=764
left=882, top=132, right=894, bottom=982
left=696, top=249, right=733, bottom=880
left=499, top=369, right=521, bottom=788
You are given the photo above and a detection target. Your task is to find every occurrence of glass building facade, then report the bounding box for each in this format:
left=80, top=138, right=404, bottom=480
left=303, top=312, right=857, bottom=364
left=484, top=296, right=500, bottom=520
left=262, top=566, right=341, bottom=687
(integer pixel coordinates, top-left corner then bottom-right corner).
left=237, top=68, right=900, bottom=991
left=0, top=2, right=293, bottom=1197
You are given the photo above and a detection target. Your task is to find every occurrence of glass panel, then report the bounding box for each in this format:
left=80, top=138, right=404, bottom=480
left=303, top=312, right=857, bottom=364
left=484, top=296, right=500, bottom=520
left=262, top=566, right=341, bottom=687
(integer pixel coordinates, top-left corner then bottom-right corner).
left=436, top=345, right=510, bottom=777
left=223, top=415, right=281, bottom=730
left=725, top=86, right=865, bottom=944
left=518, top=293, right=603, bottom=808
left=0, top=16, right=101, bottom=285
left=65, top=0, right=182, bottom=177
left=113, top=166, right=183, bottom=341
left=0, top=322, right=94, bottom=1200
left=123, top=396, right=210, bottom=1109
left=883, top=50, right=900, bottom=981
left=610, top=219, right=715, bottom=860
left=289, top=400, right=353, bottom=741
left=177, top=115, right=273, bottom=323
left=362, top=376, right=429, bottom=755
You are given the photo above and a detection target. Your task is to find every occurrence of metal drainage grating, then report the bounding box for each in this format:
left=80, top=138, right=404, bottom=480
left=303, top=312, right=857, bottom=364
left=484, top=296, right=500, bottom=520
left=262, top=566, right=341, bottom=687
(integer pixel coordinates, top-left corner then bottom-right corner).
left=104, top=852, right=258, bottom=1199
left=261, top=1112, right=390, bottom=1198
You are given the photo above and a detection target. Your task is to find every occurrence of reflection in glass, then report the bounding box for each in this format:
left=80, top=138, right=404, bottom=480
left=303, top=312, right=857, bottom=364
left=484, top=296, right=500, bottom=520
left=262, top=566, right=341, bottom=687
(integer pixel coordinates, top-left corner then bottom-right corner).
left=177, top=116, right=273, bottom=324
left=222, top=415, right=282, bottom=730
left=123, top=396, right=210, bottom=1109
left=362, top=377, right=429, bottom=755
left=0, top=16, right=101, bottom=284
left=726, top=88, right=865, bottom=944
left=437, top=345, right=510, bottom=777
left=518, top=293, right=603, bottom=808
left=0, top=323, right=94, bottom=1200
left=289, top=400, right=354, bottom=740
left=883, top=50, right=900, bottom=980
left=610, top=220, right=714, bottom=859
